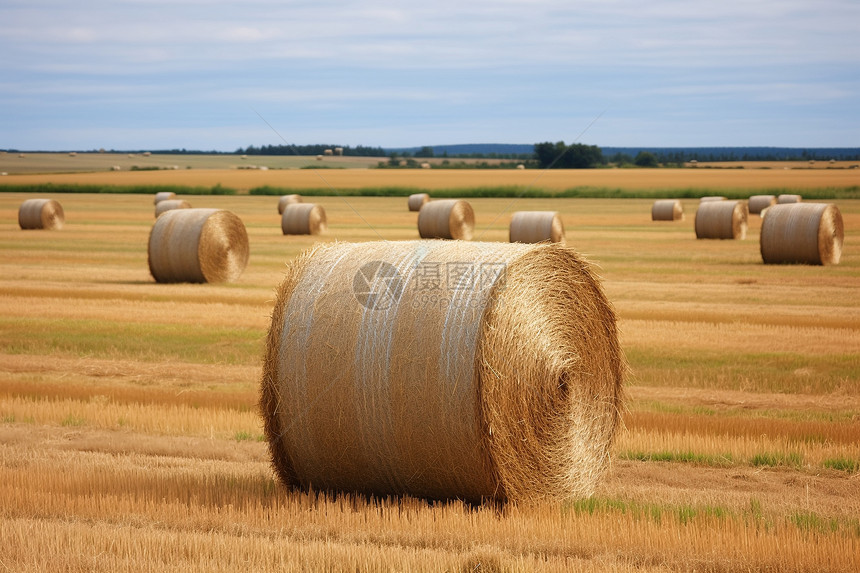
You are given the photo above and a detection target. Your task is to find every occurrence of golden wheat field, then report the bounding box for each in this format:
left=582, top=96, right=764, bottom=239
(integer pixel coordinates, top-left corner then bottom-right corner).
left=1, top=173, right=859, bottom=571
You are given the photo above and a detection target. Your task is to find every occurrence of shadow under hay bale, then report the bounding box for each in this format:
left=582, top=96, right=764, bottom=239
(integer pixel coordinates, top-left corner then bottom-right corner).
left=407, top=193, right=430, bottom=212
left=281, top=203, right=326, bottom=235
left=748, top=195, right=777, bottom=215
left=277, top=194, right=302, bottom=215
left=417, top=199, right=474, bottom=240
left=153, top=191, right=176, bottom=205
left=695, top=200, right=748, bottom=240
left=260, top=240, right=625, bottom=503
left=651, top=200, right=684, bottom=221
left=148, top=208, right=249, bottom=283
left=760, top=203, right=843, bottom=265
left=154, top=199, right=191, bottom=218
left=19, top=199, right=64, bottom=230
left=509, top=211, right=565, bottom=243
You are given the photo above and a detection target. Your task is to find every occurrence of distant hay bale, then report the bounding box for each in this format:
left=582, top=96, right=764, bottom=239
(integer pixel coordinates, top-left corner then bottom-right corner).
left=316, top=155, right=323, bottom=161
left=420, top=162, right=431, bottom=169
left=260, top=240, right=625, bottom=503
left=695, top=200, right=748, bottom=240
left=777, top=194, right=802, bottom=204
left=334, top=147, right=343, bottom=156
left=18, top=199, right=64, bottom=230
left=142, top=151, right=151, bottom=157
left=18, top=153, right=25, bottom=158
left=155, top=199, right=191, bottom=218
left=509, top=211, right=565, bottom=243
left=148, top=208, right=249, bottom=283
left=748, top=195, right=776, bottom=215
left=516, top=164, right=525, bottom=170
left=760, top=203, right=843, bottom=265
left=277, top=194, right=303, bottom=214
left=281, top=203, right=327, bottom=235
left=111, top=165, right=121, bottom=171
left=417, top=199, right=474, bottom=240
left=324, top=149, right=333, bottom=156
left=68, top=152, right=76, bottom=157
left=153, top=191, right=176, bottom=205
left=699, top=196, right=726, bottom=203
left=407, top=193, right=430, bottom=212
left=651, top=200, right=684, bottom=221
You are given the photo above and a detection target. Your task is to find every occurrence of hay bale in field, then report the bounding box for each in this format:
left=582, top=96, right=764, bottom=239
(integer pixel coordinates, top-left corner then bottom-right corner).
left=155, top=199, right=191, bottom=218
left=153, top=191, right=176, bottom=205
left=281, top=203, right=327, bottom=235
left=760, top=203, right=843, bottom=265
left=748, top=195, right=776, bottom=215
left=420, top=162, right=431, bottom=169
left=695, top=200, right=748, bottom=240
left=148, top=208, right=249, bottom=283
left=18, top=199, right=64, bottom=230
left=334, top=147, right=343, bottom=156
left=316, top=155, right=323, bottom=161
left=417, top=199, right=474, bottom=240
left=277, top=194, right=303, bottom=214
left=324, top=149, right=333, bottom=156
left=651, top=199, right=684, bottom=221
left=777, top=194, right=802, bottom=204
left=260, top=240, right=625, bottom=503
left=407, top=193, right=430, bottom=212
left=509, top=211, right=565, bottom=244
left=699, top=196, right=726, bottom=203
left=516, top=164, right=525, bottom=170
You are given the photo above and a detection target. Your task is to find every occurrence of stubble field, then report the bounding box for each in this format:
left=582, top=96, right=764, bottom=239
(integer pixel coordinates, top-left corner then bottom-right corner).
left=1, top=171, right=859, bottom=571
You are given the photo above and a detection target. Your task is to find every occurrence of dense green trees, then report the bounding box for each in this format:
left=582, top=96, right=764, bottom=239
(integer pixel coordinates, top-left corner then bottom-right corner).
left=533, top=141, right=604, bottom=168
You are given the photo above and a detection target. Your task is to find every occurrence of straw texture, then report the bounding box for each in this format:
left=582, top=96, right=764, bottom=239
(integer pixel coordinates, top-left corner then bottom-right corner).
left=417, top=199, right=474, bottom=240
left=407, top=193, right=430, bottom=212
left=748, top=195, right=776, bottom=215
left=153, top=191, right=176, bottom=205
left=277, top=194, right=302, bottom=215
left=18, top=199, right=64, bottom=230
left=281, top=203, right=327, bottom=235
left=699, top=196, right=726, bottom=203
left=695, top=200, right=748, bottom=240
left=760, top=203, right=843, bottom=265
left=148, top=208, right=249, bottom=283
left=777, top=194, right=802, bottom=204
left=651, top=200, right=684, bottom=221
left=260, top=240, right=625, bottom=503
left=509, top=211, right=565, bottom=243
left=155, top=199, right=191, bottom=218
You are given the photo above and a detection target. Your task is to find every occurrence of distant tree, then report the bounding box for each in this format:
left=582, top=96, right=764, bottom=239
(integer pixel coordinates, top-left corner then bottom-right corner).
left=415, top=146, right=435, bottom=158
left=533, top=141, right=603, bottom=168
left=634, top=151, right=659, bottom=168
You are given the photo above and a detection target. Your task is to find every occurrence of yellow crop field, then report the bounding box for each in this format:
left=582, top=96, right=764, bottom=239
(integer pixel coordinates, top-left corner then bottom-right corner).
left=1, top=189, right=859, bottom=571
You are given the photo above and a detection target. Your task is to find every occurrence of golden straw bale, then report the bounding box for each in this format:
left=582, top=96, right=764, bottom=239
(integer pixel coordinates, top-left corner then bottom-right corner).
left=699, top=196, right=726, bottom=203
left=417, top=199, right=474, bottom=240
left=154, top=199, right=191, bottom=218
left=509, top=211, right=565, bottom=243
left=281, top=203, right=327, bottom=235
left=148, top=208, right=249, bottom=283
left=18, top=199, right=64, bottom=230
left=260, top=240, right=625, bottom=503
left=695, top=200, right=748, bottom=240
left=277, top=194, right=303, bottom=214
left=153, top=191, right=176, bottom=205
left=651, top=200, right=684, bottom=221
left=760, top=203, right=843, bottom=265
left=407, top=193, right=430, bottom=212
left=748, top=195, right=777, bottom=215
left=777, top=194, right=802, bottom=204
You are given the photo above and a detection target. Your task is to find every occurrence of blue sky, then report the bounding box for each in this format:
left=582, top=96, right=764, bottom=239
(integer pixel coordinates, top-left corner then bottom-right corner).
left=2, top=0, right=858, bottom=151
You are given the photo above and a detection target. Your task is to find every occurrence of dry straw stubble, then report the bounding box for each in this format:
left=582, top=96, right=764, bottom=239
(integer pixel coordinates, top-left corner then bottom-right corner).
left=760, top=203, right=843, bottom=265
left=651, top=200, right=684, bottom=221
left=153, top=191, right=176, bottom=205
left=154, top=199, right=191, bottom=218
left=18, top=198, right=64, bottom=230
left=407, top=193, right=430, bottom=212
left=417, top=199, right=474, bottom=240
left=748, top=195, right=777, bottom=215
left=148, top=208, right=249, bottom=283
left=509, top=211, right=565, bottom=243
left=277, top=194, right=302, bottom=215
left=695, top=200, right=748, bottom=240
left=260, top=240, right=625, bottom=503
left=281, top=203, right=327, bottom=235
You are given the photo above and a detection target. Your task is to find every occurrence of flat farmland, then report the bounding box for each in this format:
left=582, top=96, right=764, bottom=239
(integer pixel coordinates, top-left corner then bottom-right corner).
left=1, top=190, right=859, bottom=571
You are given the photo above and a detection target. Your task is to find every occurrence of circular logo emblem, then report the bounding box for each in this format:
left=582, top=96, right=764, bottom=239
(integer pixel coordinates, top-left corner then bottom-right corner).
left=352, top=261, right=404, bottom=310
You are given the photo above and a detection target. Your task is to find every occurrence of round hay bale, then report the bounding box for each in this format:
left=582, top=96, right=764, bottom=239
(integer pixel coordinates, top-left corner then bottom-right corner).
left=777, top=194, right=802, bottom=204
left=153, top=191, right=176, bottom=205
left=281, top=203, right=327, bottom=235
left=155, top=199, right=191, bottom=218
left=760, top=203, right=843, bottom=265
left=699, top=196, right=726, bottom=203
left=407, top=193, right=430, bottom=212
left=417, top=199, right=474, bottom=240
left=148, top=208, right=249, bottom=283
left=695, top=200, right=748, bottom=240
left=260, top=240, right=625, bottom=503
left=509, top=211, right=565, bottom=243
left=748, top=195, right=776, bottom=215
left=18, top=199, right=64, bottom=230
left=277, top=194, right=303, bottom=215
left=651, top=199, right=684, bottom=221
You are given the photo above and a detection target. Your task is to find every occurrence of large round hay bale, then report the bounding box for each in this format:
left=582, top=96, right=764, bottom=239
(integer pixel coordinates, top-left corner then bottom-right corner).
left=748, top=195, right=776, bottom=215
left=260, top=240, right=624, bottom=503
left=154, top=199, right=191, bottom=218
left=760, top=203, right=843, bottom=265
left=695, top=200, right=748, bottom=240
left=509, top=211, right=565, bottom=243
left=281, top=203, right=327, bottom=235
left=18, top=199, right=64, bottom=230
left=277, top=194, right=302, bottom=214
left=417, top=199, right=474, bottom=240
left=148, top=208, right=249, bottom=283
left=407, top=193, right=430, bottom=212
left=651, top=200, right=684, bottom=221
left=699, top=196, right=726, bottom=203
left=777, top=194, right=802, bottom=204
left=153, top=191, right=176, bottom=205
